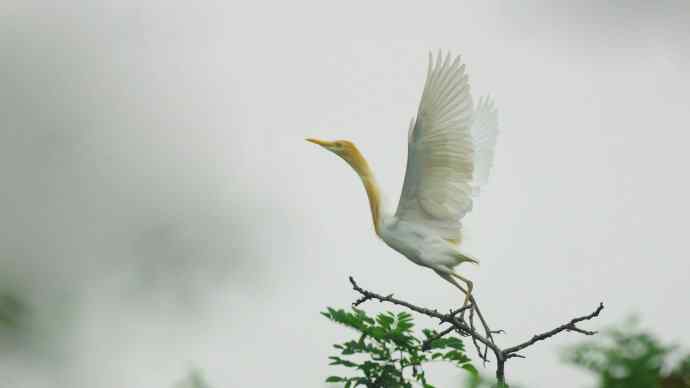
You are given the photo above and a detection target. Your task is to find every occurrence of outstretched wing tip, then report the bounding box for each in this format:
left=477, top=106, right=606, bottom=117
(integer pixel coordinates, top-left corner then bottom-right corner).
left=396, top=50, right=476, bottom=239
left=471, top=94, right=500, bottom=193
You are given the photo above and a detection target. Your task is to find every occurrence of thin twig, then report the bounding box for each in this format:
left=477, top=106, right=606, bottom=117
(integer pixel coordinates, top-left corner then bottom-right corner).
left=421, top=326, right=457, bottom=351
left=502, top=302, right=604, bottom=356
left=421, top=306, right=474, bottom=350
left=468, top=305, right=488, bottom=364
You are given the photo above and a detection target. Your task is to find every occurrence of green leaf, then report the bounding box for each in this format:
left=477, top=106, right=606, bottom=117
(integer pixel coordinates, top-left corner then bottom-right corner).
left=367, top=326, right=387, bottom=340
left=328, top=356, right=358, bottom=368
left=444, top=337, right=465, bottom=350
left=396, top=312, right=414, bottom=332
left=325, top=376, right=344, bottom=383
left=462, top=363, right=479, bottom=377
left=376, top=313, right=395, bottom=328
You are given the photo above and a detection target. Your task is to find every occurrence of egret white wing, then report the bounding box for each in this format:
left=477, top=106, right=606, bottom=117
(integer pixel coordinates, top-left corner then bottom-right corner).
left=471, top=96, right=499, bottom=195
left=396, top=51, right=474, bottom=241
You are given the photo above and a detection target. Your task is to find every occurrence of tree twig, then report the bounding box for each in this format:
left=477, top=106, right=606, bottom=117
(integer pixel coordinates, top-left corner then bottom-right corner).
left=348, top=276, right=604, bottom=387
left=502, top=302, right=604, bottom=356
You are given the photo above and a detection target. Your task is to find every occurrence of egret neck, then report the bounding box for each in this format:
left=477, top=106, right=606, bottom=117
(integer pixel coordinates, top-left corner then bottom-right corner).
left=343, top=147, right=383, bottom=236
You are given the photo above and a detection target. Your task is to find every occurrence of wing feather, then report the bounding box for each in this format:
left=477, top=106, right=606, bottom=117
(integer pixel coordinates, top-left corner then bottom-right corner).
left=395, top=51, right=475, bottom=241
left=471, top=96, right=499, bottom=195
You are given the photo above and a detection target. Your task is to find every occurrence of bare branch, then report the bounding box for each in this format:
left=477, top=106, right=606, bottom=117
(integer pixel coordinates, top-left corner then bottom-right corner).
left=347, top=276, right=604, bottom=387
left=502, top=302, right=604, bottom=356
left=349, top=276, right=457, bottom=324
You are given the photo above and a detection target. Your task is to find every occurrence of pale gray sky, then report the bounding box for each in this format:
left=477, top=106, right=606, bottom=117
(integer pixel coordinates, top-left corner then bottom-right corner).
left=1, top=1, right=689, bottom=387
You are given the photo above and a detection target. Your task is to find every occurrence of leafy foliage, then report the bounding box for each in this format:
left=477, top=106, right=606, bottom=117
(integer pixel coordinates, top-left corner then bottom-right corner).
left=563, top=318, right=690, bottom=388
left=322, top=307, right=477, bottom=387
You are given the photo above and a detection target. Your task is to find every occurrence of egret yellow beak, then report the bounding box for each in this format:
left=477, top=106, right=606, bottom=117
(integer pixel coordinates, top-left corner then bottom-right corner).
left=306, top=138, right=335, bottom=148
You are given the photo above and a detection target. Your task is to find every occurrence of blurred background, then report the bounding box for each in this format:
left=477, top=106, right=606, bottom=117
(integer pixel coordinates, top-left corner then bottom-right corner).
left=1, top=1, right=688, bottom=387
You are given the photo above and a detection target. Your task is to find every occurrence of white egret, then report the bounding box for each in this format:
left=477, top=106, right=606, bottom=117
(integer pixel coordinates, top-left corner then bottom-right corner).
left=308, top=51, right=499, bottom=306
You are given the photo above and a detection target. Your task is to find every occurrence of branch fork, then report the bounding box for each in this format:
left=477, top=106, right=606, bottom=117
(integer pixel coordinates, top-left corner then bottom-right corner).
left=348, top=276, right=603, bottom=386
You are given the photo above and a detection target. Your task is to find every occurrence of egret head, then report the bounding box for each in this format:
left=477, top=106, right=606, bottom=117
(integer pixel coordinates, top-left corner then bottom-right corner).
left=306, top=137, right=380, bottom=233
left=306, top=138, right=361, bottom=165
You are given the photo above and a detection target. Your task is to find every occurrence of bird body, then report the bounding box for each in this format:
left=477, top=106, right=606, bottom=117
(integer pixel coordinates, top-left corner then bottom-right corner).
left=379, top=216, right=476, bottom=270
left=308, top=51, right=498, bottom=304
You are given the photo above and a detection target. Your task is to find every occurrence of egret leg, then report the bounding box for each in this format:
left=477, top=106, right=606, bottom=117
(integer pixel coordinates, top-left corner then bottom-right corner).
left=455, top=275, right=496, bottom=348
left=434, top=269, right=471, bottom=308
left=451, top=272, right=474, bottom=306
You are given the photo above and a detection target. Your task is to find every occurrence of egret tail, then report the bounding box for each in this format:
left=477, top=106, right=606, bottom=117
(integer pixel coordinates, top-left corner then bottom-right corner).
left=454, top=251, right=479, bottom=265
